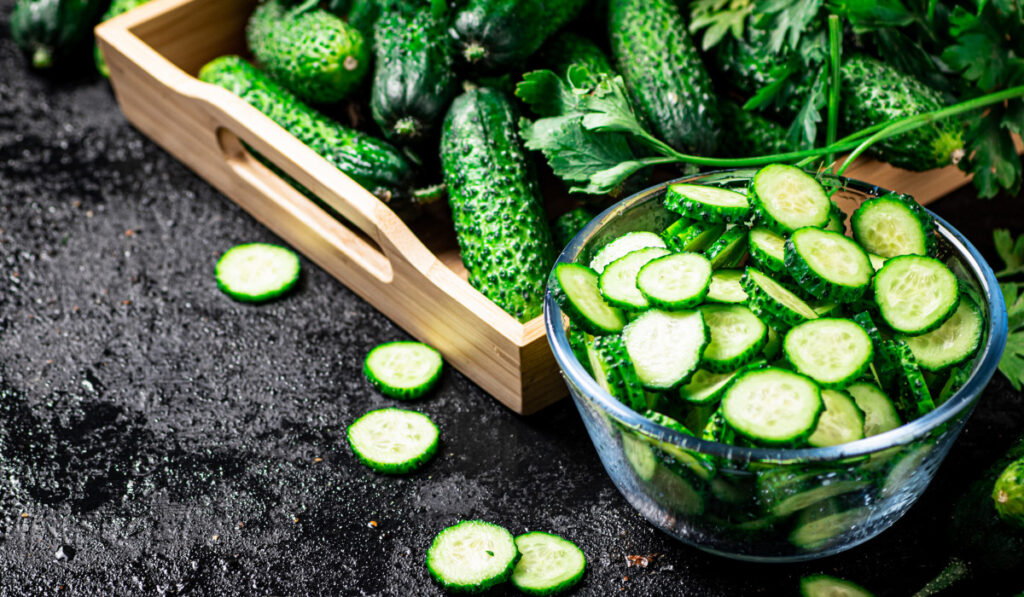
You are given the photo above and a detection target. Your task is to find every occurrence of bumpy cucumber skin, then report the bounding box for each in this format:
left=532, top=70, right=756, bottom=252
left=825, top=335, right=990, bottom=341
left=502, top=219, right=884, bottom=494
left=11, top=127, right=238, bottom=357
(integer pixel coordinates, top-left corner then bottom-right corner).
left=711, top=29, right=809, bottom=119
left=347, top=408, right=439, bottom=474
left=854, top=311, right=934, bottom=417
left=10, top=0, right=107, bottom=69
left=371, top=3, right=457, bottom=142
left=664, top=185, right=751, bottom=224
left=666, top=221, right=726, bottom=253
left=450, top=0, right=587, bottom=70
left=363, top=341, right=443, bottom=399
left=247, top=0, right=369, bottom=104
left=344, top=0, right=381, bottom=43
left=198, top=56, right=415, bottom=205
left=554, top=207, right=595, bottom=249
left=993, top=459, right=1024, bottom=529
left=705, top=225, right=749, bottom=269
left=841, top=55, right=964, bottom=171
left=720, top=102, right=794, bottom=158
left=851, top=193, right=936, bottom=258
left=748, top=227, right=787, bottom=275
left=552, top=264, right=626, bottom=335
left=609, top=0, right=720, bottom=154
left=95, top=0, right=151, bottom=77
left=426, top=520, right=518, bottom=592
left=741, top=268, right=818, bottom=329
left=441, top=89, right=556, bottom=322
left=592, top=334, right=647, bottom=411
left=539, top=32, right=615, bottom=84
left=784, top=228, right=871, bottom=303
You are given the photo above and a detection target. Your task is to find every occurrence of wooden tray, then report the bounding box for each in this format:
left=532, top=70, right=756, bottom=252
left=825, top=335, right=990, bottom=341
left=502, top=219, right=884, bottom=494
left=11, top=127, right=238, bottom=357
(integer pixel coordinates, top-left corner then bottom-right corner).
left=94, top=0, right=979, bottom=414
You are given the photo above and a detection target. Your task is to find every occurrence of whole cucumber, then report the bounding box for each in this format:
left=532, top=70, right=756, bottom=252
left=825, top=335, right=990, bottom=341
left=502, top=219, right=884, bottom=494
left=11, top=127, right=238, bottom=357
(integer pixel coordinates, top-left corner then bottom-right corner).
left=247, top=0, right=368, bottom=104
left=841, top=55, right=964, bottom=172
left=609, top=0, right=720, bottom=155
left=440, top=89, right=556, bottom=322
left=94, top=0, right=150, bottom=77
left=449, top=0, right=588, bottom=71
left=720, top=103, right=793, bottom=158
left=537, top=32, right=614, bottom=87
left=198, top=56, right=414, bottom=208
left=10, top=0, right=108, bottom=69
left=370, top=2, right=458, bottom=142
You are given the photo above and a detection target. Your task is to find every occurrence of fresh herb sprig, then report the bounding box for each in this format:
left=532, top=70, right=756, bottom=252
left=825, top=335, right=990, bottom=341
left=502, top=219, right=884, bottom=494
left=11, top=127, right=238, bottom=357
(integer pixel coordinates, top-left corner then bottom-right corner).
left=995, top=229, right=1024, bottom=390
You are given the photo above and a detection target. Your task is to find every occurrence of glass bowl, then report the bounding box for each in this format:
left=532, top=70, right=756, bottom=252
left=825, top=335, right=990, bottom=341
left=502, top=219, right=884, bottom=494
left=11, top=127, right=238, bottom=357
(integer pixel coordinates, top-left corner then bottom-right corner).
left=543, top=169, right=1008, bottom=562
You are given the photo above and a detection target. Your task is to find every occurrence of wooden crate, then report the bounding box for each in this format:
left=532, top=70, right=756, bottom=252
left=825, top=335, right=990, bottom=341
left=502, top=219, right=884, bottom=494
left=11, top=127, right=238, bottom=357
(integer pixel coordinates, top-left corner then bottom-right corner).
left=94, top=0, right=980, bottom=414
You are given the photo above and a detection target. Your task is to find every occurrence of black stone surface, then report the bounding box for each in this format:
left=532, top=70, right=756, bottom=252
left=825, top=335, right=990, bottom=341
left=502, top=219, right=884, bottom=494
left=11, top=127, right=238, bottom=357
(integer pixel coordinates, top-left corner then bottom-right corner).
left=1, top=6, right=1023, bottom=595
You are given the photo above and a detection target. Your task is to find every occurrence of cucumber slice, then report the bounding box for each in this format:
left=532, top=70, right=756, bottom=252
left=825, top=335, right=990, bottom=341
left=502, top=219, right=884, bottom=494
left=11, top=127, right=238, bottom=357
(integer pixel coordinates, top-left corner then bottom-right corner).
left=679, top=368, right=741, bottom=405
left=811, top=300, right=842, bottom=316
left=846, top=382, right=901, bottom=437
left=721, top=368, right=823, bottom=445
left=589, top=231, right=666, bottom=274
left=741, top=267, right=819, bottom=328
left=899, top=295, right=982, bottom=371
left=790, top=505, right=870, bottom=551
left=666, top=221, right=727, bottom=253
left=637, top=252, right=712, bottom=310
left=785, top=227, right=872, bottom=302
left=346, top=408, right=439, bottom=474
left=807, top=389, right=866, bottom=447
left=783, top=318, right=873, bottom=389
left=873, top=256, right=959, bottom=335
left=757, top=468, right=870, bottom=516
left=823, top=203, right=847, bottom=233
left=364, top=342, right=443, bottom=399
left=650, top=463, right=705, bottom=515
left=215, top=242, right=300, bottom=302
left=623, top=309, right=708, bottom=390
left=701, top=304, right=767, bottom=372
left=700, top=407, right=735, bottom=444
left=938, top=362, right=972, bottom=404
left=748, top=226, right=788, bottom=274
left=868, top=253, right=887, bottom=272
left=762, top=326, right=782, bottom=359
left=705, top=225, right=750, bottom=269
left=599, top=247, right=671, bottom=310
left=801, top=575, right=874, bottom=597
left=568, top=326, right=591, bottom=374
left=510, top=532, right=586, bottom=596
left=706, top=269, right=749, bottom=304
left=851, top=193, right=934, bottom=258
left=552, top=264, right=626, bottom=335
left=750, top=164, right=831, bottom=233
left=587, top=335, right=647, bottom=411
left=881, top=338, right=936, bottom=418
left=642, top=410, right=715, bottom=480
left=426, top=520, right=518, bottom=592
left=661, top=216, right=693, bottom=241
left=622, top=430, right=657, bottom=480
left=664, top=183, right=751, bottom=224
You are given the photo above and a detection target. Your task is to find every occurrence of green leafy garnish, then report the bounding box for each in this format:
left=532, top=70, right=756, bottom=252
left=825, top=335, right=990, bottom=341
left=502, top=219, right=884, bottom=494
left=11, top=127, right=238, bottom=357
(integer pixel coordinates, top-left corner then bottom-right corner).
left=995, top=229, right=1024, bottom=278
left=689, top=0, right=754, bottom=50
left=996, top=230, right=1024, bottom=390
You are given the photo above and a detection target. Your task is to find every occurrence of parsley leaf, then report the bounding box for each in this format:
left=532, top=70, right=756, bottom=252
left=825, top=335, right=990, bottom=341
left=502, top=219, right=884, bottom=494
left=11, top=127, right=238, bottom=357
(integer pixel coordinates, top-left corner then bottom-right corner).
left=689, top=0, right=754, bottom=50
left=994, top=229, right=1024, bottom=278
left=753, top=0, right=823, bottom=53
left=962, top=107, right=1023, bottom=199
left=515, top=70, right=577, bottom=118
left=999, top=281, right=1024, bottom=390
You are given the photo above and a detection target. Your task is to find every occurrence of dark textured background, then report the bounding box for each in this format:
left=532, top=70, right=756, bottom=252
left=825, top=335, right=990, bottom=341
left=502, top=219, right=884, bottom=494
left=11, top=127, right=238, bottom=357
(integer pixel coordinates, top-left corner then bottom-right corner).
left=1, top=4, right=1023, bottom=595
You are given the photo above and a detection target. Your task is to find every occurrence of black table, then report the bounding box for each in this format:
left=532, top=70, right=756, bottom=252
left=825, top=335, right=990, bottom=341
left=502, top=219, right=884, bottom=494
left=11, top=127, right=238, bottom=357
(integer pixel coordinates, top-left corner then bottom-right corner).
left=1, top=10, right=1022, bottom=595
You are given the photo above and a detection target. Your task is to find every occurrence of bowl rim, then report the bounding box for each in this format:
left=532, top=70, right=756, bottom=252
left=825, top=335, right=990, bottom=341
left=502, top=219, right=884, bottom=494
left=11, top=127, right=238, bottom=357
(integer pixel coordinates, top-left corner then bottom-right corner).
left=543, top=168, right=1009, bottom=464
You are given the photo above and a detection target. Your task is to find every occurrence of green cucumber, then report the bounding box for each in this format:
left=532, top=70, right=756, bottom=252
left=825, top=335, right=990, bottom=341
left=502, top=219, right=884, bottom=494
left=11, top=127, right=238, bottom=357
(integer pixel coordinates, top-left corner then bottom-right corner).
left=679, top=368, right=742, bottom=405
left=364, top=341, right=443, bottom=399
left=623, top=309, right=708, bottom=390
left=588, top=335, right=647, bottom=410
left=721, top=368, right=823, bottom=446
left=440, top=89, right=556, bottom=322
left=790, top=502, right=870, bottom=551
left=899, top=295, right=982, bottom=371
left=851, top=193, right=935, bottom=259
left=198, top=56, right=415, bottom=205
left=247, top=0, right=369, bottom=103
left=95, top=0, right=151, bottom=77
left=510, top=532, right=587, bottom=596
left=347, top=408, right=439, bottom=473
left=783, top=319, right=873, bottom=389
left=993, top=458, right=1024, bottom=528
left=426, top=520, right=518, bottom=592
left=700, top=304, right=767, bottom=372
left=609, top=0, right=721, bottom=154
left=552, top=264, right=626, bottom=335
left=785, top=227, right=873, bottom=302
left=847, top=382, right=901, bottom=437
left=706, top=269, right=748, bottom=304
left=748, top=227, right=788, bottom=275
left=757, top=468, right=869, bottom=517
left=636, top=252, right=712, bottom=310
left=590, top=232, right=667, bottom=274
left=840, top=55, right=964, bottom=172
left=704, top=225, right=750, bottom=270
left=10, top=0, right=107, bottom=69
left=720, top=102, right=794, bottom=157
left=750, top=165, right=831, bottom=233
left=599, top=247, right=671, bottom=310
left=370, top=2, right=457, bottom=141
left=873, top=256, right=960, bottom=335
left=801, top=575, right=874, bottom=597
left=741, top=267, right=819, bottom=329
left=539, top=32, right=615, bottom=85
left=807, top=389, right=866, bottom=447
left=664, top=183, right=751, bottom=224
left=215, top=243, right=300, bottom=303
left=665, top=221, right=726, bottom=253
left=450, top=0, right=587, bottom=70
left=553, top=207, right=595, bottom=249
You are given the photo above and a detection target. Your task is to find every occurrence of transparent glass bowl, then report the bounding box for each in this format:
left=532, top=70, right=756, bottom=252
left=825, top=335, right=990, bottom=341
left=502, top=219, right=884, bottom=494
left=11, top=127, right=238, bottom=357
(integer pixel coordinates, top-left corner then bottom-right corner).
left=543, top=169, right=1008, bottom=562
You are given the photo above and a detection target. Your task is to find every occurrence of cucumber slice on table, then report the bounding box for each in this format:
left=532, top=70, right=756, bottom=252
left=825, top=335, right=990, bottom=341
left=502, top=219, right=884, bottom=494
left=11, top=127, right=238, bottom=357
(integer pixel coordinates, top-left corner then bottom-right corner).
left=783, top=318, right=873, bottom=389
left=215, top=243, right=300, bottom=302
left=750, top=164, right=830, bottom=233
left=851, top=193, right=934, bottom=258
left=426, top=520, right=518, bottom=592
left=666, top=221, right=726, bottom=253
left=899, top=295, right=982, bottom=371
left=637, top=252, right=712, bottom=310
left=706, top=269, right=748, bottom=304
left=364, top=342, right=443, bottom=399
left=807, top=389, right=866, bottom=447
left=748, top=226, right=787, bottom=274
left=623, top=309, right=708, bottom=390
left=552, top=264, right=625, bottom=335
left=664, top=183, right=751, bottom=224
left=846, top=382, right=901, bottom=437
left=741, top=267, right=819, bottom=328
left=347, top=408, right=439, bottom=474
left=511, top=532, right=587, bottom=596
left=801, top=575, right=874, bottom=597
left=599, top=247, right=671, bottom=310
left=873, top=256, right=959, bottom=335
left=705, top=225, right=750, bottom=269
left=785, top=227, right=872, bottom=302
left=589, top=231, right=666, bottom=273
left=700, top=304, right=767, bottom=372
left=721, top=368, right=823, bottom=445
